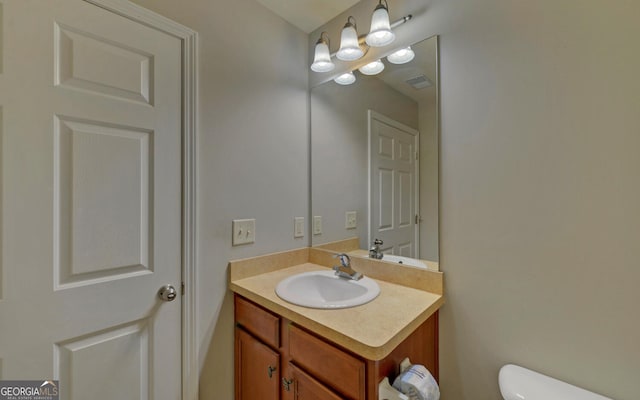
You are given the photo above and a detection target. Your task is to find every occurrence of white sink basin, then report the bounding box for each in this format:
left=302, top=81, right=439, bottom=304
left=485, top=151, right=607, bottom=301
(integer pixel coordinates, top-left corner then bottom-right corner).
left=275, top=270, right=380, bottom=309
left=381, top=255, right=428, bottom=269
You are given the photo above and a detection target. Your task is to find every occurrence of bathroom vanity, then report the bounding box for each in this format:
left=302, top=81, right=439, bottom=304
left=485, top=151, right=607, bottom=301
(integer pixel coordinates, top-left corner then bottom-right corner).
left=230, top=248, right=444, bottom=400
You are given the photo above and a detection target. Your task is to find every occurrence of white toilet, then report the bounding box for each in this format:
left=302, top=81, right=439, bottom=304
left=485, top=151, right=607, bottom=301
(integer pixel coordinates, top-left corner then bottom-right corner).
left=499, top=364, right=613, bottom=400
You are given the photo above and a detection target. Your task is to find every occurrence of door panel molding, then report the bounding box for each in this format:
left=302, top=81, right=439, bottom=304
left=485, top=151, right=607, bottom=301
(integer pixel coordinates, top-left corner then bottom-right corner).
left=55, top=319, right=151, bottom=400
left=54, top=22, right=155, bottom=105
left=83, top=1, right=199, bottom=399
left=53, top=115, right=155, bottom=289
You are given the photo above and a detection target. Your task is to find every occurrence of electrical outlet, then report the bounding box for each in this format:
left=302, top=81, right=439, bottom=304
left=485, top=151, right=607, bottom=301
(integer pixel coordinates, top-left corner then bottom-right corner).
left=345, top=211, right=357, bottom=229
left=232, top=218, right=255, bottom=246
left=313, top=216, right=322, bottom=235
left=294, top=217, right=304, bottom=238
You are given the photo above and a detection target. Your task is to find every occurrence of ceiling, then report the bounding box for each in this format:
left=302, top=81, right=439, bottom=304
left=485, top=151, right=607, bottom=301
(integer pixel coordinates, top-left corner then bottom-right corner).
left=255, top=0, right=361, bottom=33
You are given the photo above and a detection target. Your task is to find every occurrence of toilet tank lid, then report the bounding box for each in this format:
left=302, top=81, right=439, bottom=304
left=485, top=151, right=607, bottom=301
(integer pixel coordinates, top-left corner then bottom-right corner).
left=499, top=364, right=612, bottom=400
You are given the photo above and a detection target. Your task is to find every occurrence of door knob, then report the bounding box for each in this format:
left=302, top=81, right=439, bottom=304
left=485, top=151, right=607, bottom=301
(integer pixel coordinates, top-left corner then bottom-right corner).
left=158, top=284, right=178, bottom=302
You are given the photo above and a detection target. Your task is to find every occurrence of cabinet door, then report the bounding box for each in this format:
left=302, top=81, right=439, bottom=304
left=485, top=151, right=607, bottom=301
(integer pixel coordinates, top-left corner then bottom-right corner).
left=235, top=328, right=280, bottom=400
left=291, top=364, right=343, bottom=400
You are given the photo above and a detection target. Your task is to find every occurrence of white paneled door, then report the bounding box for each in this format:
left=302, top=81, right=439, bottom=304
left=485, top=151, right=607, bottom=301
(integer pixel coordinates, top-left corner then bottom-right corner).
left=369, top=110, right=420, bottom=258
left=0, top=1, right=183, bottom=399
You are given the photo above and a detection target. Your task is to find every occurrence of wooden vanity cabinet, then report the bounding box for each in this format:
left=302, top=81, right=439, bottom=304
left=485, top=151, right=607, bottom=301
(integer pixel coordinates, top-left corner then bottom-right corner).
left=234, top=295, right=438, bottom=400
left=236, top=328, right=281, bottom=400
left=290, top=363, right=344, bottom=400
left=289, top=324, right=366, bottom=399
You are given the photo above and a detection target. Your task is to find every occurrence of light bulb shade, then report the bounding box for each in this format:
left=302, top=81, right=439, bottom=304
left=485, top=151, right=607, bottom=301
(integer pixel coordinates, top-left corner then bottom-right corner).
left=334, top=71, right=356, bottom=85
left=359, top=59, right=385, bottom=75
left=336, top=19, right=364, bottom=61
left=310, top=40, right=335, bottom=72
left=387, top=46, right=415, bottom=64
left=366, top=3, right=395, bottom=47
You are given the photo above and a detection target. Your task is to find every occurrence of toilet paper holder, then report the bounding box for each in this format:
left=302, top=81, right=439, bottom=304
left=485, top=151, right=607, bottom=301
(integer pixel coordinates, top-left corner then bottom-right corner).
left=378, top=357, right=413, bottom=400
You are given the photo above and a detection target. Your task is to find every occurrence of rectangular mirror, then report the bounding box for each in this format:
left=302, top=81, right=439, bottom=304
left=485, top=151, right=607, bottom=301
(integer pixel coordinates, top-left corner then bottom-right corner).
left=311, top=35, right=439, bottom=270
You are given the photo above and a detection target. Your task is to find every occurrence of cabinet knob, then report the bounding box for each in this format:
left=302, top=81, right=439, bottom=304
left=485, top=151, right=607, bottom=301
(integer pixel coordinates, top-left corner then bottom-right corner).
left=282, top=378, right=293, bottom=392
left=267, top=365, right=277, bottom=378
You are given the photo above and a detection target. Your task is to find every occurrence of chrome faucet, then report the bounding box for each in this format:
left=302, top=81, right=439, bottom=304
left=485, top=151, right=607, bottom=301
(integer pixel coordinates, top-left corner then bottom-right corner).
left=332, top=253, right=363, bottom=281
left=369, top=239, right=384, bottom=259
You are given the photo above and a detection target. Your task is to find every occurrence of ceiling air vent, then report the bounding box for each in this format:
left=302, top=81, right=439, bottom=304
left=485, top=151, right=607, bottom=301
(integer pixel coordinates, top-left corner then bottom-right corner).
left=405, top=75, right=432, bottom=89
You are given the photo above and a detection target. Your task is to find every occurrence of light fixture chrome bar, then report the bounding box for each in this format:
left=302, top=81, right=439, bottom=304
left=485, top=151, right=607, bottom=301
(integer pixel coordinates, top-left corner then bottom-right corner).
left=390, top=14, right=412, bottom=29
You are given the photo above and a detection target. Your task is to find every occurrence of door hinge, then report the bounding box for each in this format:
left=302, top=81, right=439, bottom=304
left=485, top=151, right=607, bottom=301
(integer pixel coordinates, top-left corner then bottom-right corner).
left=415, top=214, right=421, bottom=224
left=415, top=151, right=419, bottom=160
left=181, top=282, right=185, bottom=295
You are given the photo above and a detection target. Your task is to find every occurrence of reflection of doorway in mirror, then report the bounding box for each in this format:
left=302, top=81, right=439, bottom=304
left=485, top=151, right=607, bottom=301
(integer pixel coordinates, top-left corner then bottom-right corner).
left=368, top=110, right=419, bottom=258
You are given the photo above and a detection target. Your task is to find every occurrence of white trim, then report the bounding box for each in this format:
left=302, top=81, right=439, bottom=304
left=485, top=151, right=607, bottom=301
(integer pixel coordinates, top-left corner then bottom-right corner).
left=181, top=25, right=199, bottom=400
left=83, top=1, right=199, bottom=399
left=367, top=110, right=420, bottom=258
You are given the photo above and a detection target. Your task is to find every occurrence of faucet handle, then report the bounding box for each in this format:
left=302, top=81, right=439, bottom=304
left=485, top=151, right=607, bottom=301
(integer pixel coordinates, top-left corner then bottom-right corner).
left=333, top=253, right=351, bottom=267
left=369, top=239, right=384, bottom=260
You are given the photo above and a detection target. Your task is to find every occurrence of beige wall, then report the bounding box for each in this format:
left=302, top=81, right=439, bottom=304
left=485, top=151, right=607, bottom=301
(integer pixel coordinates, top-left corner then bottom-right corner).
left=434, top=1, right=640, bottom=400
left=135, top=0, right=640, bottom=399
left=418, top=94, right=438, bottom=262
left=129, top=0, right=309, bottom=399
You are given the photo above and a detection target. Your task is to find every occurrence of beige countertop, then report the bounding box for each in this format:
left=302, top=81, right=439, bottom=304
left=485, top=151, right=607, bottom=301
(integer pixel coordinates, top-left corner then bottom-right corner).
left=229, top=247, right=444, bottom=360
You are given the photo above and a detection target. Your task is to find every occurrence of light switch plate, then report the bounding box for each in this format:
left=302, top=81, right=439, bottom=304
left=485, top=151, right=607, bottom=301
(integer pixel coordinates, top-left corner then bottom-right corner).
left=313, top=216, right=322, bottom=235
left=232, top=218, right=255, bottom=246
left=294, top=217, right=304, bottom=238
left=345, top=211, right=357, bottom=229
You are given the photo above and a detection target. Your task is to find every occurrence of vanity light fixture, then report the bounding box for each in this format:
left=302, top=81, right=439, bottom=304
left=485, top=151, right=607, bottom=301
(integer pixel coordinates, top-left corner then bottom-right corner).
left=366, top=0, right=395, bottom=47
left=309, top=1, right=413, bottom=74
left=334, top=71, right=356, bottom=85
left=310, top=32, right=335, bottom=73
left=387, top=46, right=415, bottom=64
left=336, top=17, right=364, bottom=61
left=359, top=59, right=385, bottom=75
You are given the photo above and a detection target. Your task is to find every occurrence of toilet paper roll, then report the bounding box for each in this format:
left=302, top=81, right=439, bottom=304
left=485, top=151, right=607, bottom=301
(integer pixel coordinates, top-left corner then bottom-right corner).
left=379, top=377, right=409, bottom=400
left=392, top=364, right=440, bottom=400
